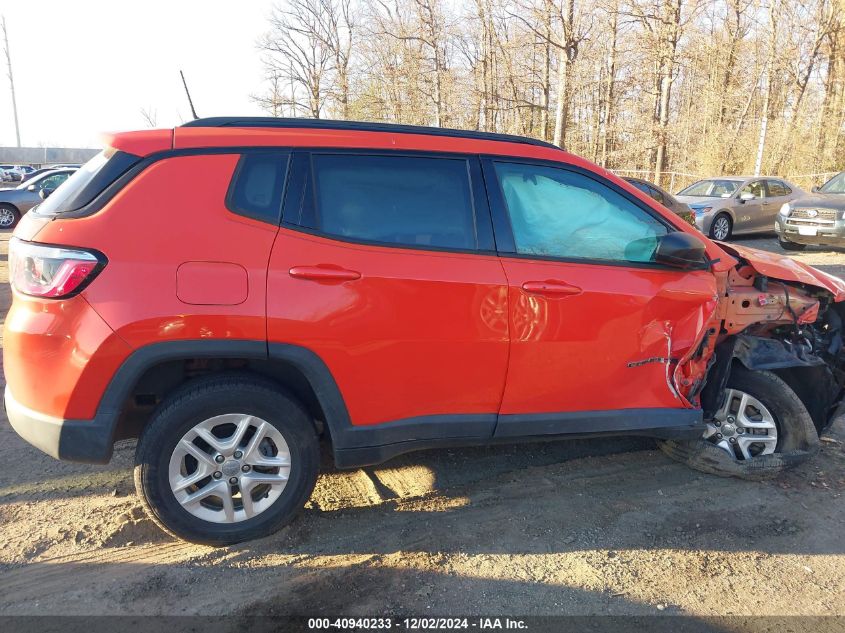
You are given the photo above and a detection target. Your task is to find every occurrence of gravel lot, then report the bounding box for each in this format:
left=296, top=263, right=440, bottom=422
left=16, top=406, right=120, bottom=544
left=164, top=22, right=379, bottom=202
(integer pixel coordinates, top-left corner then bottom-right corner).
left=1, top=231, right=844, bottom=618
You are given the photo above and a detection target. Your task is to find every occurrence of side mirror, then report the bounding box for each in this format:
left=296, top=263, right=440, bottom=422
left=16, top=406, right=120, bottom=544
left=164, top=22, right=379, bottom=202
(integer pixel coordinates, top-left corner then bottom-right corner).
left=653, top=232, right=708, bottom=269
left=739, top=192, right=755, bottom=202
left=39, top=187, right=55, bottom=200
left=26, top=183, right=36, bottom=191
left=812, top=185, right=820, bottom=193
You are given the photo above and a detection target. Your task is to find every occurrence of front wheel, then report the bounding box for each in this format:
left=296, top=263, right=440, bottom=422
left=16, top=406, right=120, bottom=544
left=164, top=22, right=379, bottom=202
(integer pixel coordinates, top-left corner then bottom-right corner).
left=134, top=374, right=319, bottom=545
left=0, top=204, right=20, bottom=229
left=708, top=213, right=732, bottom=241
left=778, top=237, right=807, bottom=251
left=659, top=366, right=819, bottom=480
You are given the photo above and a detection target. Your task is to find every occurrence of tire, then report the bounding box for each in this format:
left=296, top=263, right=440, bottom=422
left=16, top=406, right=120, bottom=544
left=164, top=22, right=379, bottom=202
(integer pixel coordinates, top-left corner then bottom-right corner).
left=708, top=213, right=732, bottom=241
left=0, top=204, right=20, bottom=229
left=658, top=365, right=819, bottom=480
left=778, top=237, right=807, bottom=251
left=134, top=373, right=319, bottom=545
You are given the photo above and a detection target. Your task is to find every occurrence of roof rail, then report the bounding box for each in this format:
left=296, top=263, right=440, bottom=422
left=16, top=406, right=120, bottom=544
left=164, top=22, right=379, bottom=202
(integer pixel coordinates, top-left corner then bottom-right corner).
left=180, top=117, right=560, bottom=150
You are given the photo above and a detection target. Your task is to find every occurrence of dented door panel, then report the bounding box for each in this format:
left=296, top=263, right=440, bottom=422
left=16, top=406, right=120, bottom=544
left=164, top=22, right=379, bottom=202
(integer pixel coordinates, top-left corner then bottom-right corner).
left=498, top=258, right=719, bottom=414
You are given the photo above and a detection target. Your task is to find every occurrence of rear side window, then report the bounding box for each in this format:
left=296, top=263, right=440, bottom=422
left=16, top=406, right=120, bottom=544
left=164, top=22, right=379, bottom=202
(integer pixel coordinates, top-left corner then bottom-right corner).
left=226, top=152, right=289, bottom=224
left=34, top=149, right=141, bottom=217
left=310, top=154, right=477, bottom=250
left=767, top=180, right=791, bottom=196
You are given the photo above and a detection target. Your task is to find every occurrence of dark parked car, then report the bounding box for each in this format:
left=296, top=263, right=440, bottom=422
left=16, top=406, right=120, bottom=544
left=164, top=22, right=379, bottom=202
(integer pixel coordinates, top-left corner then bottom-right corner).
left=623, top=177, right=695, bottom=226
left=775, top=171, right=845, bottom=250
left=0, top=169, right=76, bottom=228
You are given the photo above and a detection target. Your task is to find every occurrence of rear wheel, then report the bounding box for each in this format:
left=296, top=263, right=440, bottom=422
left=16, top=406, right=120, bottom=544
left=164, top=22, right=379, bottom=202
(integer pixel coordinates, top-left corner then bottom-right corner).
left=778, top=237, right=807, bottom=251
left=659, top=366, right=818, bottom=480
left=0, top=204, right=20, bottom=229
left=134, top=374, right=319, bottom=545
left=709, top=213, right=732, bottom=241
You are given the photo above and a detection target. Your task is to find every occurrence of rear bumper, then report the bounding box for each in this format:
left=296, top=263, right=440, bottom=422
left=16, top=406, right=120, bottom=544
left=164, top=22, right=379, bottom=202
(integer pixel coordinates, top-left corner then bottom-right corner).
left=4, top=386, right=114, bottom=463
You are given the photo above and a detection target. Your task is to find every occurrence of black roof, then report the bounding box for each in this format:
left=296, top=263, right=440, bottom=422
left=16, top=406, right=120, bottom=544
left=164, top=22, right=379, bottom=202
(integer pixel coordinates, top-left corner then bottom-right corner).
left=181, top=117, right=560, bottom=150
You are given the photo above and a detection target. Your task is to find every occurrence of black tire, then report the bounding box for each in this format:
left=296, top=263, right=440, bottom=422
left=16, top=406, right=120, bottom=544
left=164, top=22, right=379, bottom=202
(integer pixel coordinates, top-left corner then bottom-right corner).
left=708, top=213, right=732, bottom=241
left=658, top=365, right=819, bottom=480
left=0, top=204, right=20, bottom=230
left=778, top=237, right=807, bottom=251
left=134, top=374, right=319, bottom=546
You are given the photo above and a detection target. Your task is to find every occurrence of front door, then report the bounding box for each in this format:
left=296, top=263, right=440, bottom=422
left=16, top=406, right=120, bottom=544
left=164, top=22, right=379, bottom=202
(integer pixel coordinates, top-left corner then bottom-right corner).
left=735, top=180, right=768, bottom=234
left=484, top=159, right=717, bottom=437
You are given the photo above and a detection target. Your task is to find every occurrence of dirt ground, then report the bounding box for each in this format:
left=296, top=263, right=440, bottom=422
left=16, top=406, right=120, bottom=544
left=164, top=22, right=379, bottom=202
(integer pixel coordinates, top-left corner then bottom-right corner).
left=1, top=231, right=845, bottom=619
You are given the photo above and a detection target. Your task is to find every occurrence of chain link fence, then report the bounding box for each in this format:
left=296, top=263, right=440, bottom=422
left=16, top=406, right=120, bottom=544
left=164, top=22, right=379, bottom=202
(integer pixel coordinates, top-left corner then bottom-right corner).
left=611, top=169, right=840, bottom=194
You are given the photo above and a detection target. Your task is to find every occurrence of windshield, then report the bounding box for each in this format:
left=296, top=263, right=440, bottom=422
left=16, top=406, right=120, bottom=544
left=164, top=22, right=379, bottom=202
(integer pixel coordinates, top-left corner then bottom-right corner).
left=678, top=179, right=741, bottom=197
left=819, top=172, right=845, bottom=194
left=34, top=149, right=140, bottom=216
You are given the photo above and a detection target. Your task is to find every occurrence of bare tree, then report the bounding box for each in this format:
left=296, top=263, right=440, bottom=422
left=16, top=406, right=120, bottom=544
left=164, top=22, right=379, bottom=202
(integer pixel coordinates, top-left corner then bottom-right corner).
left=140, top=106, right=158, bottom=128
left=252, top=0, right=845, bottom=185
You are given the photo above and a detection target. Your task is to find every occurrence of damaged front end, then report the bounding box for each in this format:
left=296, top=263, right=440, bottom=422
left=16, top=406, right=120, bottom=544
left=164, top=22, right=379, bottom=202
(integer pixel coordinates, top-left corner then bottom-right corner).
left=663, top=242, right=845, bottom=479
left=707, top=245, right=845, bottom=432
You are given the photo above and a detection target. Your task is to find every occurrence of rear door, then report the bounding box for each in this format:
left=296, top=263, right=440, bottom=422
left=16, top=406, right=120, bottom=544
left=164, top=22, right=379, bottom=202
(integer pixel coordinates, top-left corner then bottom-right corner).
left=764, top=180, right=792, bottom=230
left=484, top=158, right=716, bottom=437
left=266, top=151, right=509, bottom=431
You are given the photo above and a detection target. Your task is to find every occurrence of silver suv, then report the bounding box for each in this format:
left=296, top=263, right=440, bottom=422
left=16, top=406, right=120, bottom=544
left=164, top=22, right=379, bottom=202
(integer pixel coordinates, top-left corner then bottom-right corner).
left=676, top=177, right=804, bottom=240
left=775, top=171, right=845, bottom=250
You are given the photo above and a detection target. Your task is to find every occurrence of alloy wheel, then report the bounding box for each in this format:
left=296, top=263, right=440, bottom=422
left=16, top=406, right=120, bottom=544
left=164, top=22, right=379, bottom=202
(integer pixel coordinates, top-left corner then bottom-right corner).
left=0, top=207, right=16, bottom=228
left=712, top=216, right=730, bottom=240
left=704, top=388, right=778, bottom=460
left=168, top=414, right=291, bottom=523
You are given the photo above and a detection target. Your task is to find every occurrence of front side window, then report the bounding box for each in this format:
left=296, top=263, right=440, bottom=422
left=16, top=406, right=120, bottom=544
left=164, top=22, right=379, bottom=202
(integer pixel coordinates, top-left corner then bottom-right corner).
left=311, top=154, right=477, bottom=250
left=495, top=162, right=669, bottom=264
left=36, top=172, right=70, bottom=191
left=740, top=181, right=766, bottom=198
left=678, top=179, right=741, bottom=197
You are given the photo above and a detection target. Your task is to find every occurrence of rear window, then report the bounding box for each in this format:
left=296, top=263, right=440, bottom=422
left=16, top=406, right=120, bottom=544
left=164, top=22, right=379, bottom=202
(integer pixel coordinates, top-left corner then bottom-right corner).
left=310, top=154, right=477, bottom=250
left=767, top=180, right=791, bottom=196
left=34, top=149, right=140, bottom=217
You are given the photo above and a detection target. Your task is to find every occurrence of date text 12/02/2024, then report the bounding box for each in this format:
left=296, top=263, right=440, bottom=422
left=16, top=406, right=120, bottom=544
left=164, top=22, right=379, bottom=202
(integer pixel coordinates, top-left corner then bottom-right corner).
left=307, top=618, right=528, bottom=630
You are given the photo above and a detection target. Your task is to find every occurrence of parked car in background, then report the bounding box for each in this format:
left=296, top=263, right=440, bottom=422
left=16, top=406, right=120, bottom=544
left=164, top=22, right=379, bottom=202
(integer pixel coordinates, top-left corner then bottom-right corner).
left=47, top=163, right=82, bottom=169
left=0, top=168, right=76, bottom=228
left=676, top=177, right=804, bottom=240
left=8, top=166, right=34, bottom=182
left=0, top=165, right=17, bottom=183
left=775, top=171, right=845, bottom=250
left=623, top=177, right=695, bottom=226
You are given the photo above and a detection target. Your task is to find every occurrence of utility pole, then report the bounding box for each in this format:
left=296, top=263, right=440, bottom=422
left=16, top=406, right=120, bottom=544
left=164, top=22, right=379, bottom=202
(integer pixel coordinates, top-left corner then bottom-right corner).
left=2, top=16, right=21, bottom=147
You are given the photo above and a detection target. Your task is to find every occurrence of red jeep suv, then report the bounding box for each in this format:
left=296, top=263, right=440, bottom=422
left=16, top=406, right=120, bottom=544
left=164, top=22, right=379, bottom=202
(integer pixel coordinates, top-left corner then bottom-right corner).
left=6, top=118, right=845, bottom=544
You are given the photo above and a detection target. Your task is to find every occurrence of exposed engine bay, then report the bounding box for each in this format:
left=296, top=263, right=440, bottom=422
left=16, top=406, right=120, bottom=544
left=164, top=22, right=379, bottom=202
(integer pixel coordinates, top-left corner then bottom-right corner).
left=707, top=261, right=845, bottom=432
left=662, top=243, right=845, bottom=479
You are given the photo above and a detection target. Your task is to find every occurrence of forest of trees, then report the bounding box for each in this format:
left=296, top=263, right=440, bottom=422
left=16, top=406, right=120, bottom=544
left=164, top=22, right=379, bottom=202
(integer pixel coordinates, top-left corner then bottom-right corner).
left=254, top=0, right=845, bottom=190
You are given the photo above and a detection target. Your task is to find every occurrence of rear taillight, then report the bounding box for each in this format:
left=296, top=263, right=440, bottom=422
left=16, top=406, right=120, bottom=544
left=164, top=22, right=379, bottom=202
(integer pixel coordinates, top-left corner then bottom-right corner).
left=9, top=237, right=105, bottom=298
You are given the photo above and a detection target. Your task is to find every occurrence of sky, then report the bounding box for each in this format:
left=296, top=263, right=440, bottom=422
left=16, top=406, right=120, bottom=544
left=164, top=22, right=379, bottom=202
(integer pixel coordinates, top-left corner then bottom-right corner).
left=0, top=0, right=275, bottom=148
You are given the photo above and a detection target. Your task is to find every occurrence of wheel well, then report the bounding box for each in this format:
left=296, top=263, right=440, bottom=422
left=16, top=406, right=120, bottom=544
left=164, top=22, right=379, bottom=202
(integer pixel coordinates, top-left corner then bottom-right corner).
left=112, top=357, right=329, bottom=442
left=716, top=210, right=733, bottom=224
left=0, top=202, right=19, bottom=212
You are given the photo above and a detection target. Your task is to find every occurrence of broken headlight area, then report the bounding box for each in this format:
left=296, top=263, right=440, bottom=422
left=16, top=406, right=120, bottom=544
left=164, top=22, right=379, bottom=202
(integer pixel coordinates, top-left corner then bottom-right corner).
left=662, top=259, right=845, bottom=480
